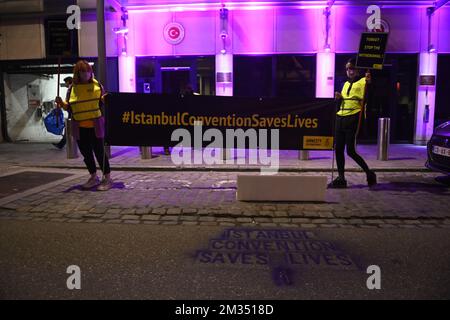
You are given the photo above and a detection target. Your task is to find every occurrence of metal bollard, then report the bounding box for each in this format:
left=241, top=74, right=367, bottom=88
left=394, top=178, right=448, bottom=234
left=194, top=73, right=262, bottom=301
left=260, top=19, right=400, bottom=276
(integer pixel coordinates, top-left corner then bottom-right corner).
left=140, top=146, right=152, bottom=159
left=299, top=150, right=310, bottom=160
left=66, top=118, right=79, bottom=159
left=377, top=118, right=390, bottom=161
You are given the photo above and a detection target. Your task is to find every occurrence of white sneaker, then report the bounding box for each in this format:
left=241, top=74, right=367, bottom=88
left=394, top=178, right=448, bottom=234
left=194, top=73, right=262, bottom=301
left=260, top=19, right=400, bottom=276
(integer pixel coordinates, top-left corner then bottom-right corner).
left=97, top=177, right=113, bottom=191
left=82, top=175, right=100, bottom=189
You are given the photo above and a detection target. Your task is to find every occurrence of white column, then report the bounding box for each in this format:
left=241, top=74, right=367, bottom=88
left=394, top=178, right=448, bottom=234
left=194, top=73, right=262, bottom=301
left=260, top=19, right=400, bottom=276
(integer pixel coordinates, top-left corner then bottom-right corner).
left=414, top=52, right=437, bottom=145
left=118, top=55, right=136, bottom=93
left=215, top=53, right=233, bottom=96
left=216, top=53, right=233, bottom=160
left=315, top=52, right=335, bottom=98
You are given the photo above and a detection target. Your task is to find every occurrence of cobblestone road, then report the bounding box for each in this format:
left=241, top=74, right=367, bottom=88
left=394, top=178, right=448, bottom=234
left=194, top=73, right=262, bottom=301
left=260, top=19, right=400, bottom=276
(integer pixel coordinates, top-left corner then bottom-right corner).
left=1, top=169, right=449, bottom=229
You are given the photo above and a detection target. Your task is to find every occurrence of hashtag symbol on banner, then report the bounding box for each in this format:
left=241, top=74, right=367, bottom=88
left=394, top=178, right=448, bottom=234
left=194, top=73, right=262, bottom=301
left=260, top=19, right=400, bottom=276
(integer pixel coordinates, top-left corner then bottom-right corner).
left=122, top=112, right=130, bottom=123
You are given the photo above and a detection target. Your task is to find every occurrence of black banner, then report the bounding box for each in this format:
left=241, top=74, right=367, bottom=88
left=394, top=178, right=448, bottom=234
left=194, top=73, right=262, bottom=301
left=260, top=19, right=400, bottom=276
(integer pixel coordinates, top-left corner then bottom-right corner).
left=356, top=32, right=388, bottom=70
left=104, top=93, right=335, bottom=150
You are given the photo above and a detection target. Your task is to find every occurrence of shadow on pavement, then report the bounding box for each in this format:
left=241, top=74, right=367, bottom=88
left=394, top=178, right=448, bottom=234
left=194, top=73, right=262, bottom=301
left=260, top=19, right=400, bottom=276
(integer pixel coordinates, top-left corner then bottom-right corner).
left=435, top=176, right=450, bottom=186
left=110, top=147, right=135, bottom=158
left=309, top=157, right=331, bottom=160
left=366, top=182, right=448, bottom=194
left=386, top=157, right=417, bottom=161
left=239, top=200, right=339, bottom=204
left=63, top=182, right=126, bottom=193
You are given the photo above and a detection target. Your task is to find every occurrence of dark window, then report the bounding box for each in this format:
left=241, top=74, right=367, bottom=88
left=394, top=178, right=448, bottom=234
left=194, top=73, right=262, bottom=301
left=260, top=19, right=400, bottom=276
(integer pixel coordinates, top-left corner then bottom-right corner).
left=136, top=57, right=157, bottom=94
left=390, top=54, right=417, bottom=143
left=103, top=58, right=119, bottom=92
left=275, top=55, right=316, bottom=98
left=234, top=55, right=316, bottom=98
left=233, top=56, right=273, bottom=97
left=196, top=57, right=215, bottom=96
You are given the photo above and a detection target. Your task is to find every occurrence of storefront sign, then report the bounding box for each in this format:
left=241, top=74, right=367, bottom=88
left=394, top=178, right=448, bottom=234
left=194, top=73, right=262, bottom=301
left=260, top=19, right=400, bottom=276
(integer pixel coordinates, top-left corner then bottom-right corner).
left=356, top=32, right=388, bottom=70
left=163, top=22, right=185, bottom=45
left=216, top=72, right=232, bottom=83
left=303, top=136, right=334, bottom=150
left=105, top=93, right=335, bottom=150
left=419, top=75, right=436, bottom=86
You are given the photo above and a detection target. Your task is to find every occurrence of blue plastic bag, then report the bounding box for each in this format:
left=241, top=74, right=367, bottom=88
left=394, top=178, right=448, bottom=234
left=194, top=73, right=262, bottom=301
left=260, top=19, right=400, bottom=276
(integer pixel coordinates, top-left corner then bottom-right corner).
left=44, top=108, right=65, bottom=135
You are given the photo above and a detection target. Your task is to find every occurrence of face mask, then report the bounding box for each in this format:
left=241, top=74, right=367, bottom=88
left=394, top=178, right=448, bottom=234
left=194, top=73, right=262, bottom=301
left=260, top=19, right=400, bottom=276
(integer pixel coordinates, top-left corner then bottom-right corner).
left=79, top=71, right=91, bottom=82
left=346, top=67, right=356, bottom=79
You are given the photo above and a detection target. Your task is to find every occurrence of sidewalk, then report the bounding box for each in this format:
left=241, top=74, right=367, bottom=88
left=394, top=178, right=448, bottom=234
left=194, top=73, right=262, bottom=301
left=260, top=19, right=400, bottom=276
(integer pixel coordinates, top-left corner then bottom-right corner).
left=0, top=142, right=430, bottom=171
left=1, top=170, right=449, bottom=227
left=1, top=142, right=449, bottom=228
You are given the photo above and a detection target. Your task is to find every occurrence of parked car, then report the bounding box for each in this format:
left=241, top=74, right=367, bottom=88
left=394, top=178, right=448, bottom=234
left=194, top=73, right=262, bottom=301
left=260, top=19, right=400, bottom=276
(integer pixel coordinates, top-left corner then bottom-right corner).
left=426, top=121, right=450, bottom=175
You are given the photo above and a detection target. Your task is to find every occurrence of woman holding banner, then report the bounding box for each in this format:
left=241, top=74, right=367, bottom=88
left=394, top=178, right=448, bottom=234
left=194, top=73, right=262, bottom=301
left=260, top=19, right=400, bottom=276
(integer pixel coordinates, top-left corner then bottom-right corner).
left=329, top=57, right=377, bottom=189
left=55, top=60, right=113, bottom=191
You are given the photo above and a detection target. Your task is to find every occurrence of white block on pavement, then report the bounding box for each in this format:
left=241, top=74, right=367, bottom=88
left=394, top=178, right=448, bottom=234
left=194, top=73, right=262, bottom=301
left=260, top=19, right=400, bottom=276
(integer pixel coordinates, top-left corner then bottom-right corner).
left=236, top=175, right=327, bottom=202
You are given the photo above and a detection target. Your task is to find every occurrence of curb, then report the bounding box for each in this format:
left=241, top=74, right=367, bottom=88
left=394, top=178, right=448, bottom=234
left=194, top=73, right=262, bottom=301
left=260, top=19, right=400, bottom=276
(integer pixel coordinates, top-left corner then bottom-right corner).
left=17, top=164, right=433, bottom=173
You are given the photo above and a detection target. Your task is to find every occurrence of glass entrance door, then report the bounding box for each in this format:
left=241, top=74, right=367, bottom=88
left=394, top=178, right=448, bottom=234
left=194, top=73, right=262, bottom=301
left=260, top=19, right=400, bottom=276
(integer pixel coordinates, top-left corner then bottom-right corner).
left=157, top=57, right=197, bottom=95
left=161, top=67, right=191, bottom=95
left=136, top=56, right=215, bottom=96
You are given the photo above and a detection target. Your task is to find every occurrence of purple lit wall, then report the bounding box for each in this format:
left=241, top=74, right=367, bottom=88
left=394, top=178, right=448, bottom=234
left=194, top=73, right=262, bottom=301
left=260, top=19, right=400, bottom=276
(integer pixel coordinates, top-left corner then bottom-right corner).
left=316, top=52, right=335, bottom=98
left=128, top=10, right=216, bottom=56
left=231, top=8, right=321, bottom=54
left=380, top=8, right=422, bottom=52
left=127, top=11, right=173, bottom=56
left=118, top=56, right=136, bottom=93
left=232, top=9, right=274, bottom=54
left=216, top=53, right=233, bottom=96
left=118, top=2, right=449, bottom=138
left=437, top=7, right=450, bottom=53
left=314, top=6, right=335, bottom=98
left=124, top=5, right=449, bottom=56
left=334, top=7, right=423, bottom=53
left=415, top=52, right=437, bottom=145
left=275, top=8, right=320, bottom=53
left=127, top=8, right=323, bottom=56
left=173, top=11, right=216, bottom=55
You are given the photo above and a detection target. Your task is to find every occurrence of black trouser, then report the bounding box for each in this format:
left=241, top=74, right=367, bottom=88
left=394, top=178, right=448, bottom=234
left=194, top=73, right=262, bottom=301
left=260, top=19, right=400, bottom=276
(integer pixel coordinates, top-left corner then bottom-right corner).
left=77, top=128, right=111, bottom=175
left=335, top=112, right=370, bottom=178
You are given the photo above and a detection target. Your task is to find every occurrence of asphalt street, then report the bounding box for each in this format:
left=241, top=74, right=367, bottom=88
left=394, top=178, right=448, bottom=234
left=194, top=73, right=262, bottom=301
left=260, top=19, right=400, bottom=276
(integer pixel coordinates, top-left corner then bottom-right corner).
left=1, top=220, right=449, bottom=300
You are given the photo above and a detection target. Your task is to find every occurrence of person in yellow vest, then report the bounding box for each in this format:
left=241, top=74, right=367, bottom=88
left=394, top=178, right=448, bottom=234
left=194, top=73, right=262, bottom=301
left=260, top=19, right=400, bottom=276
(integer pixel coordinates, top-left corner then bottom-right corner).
left=329, top=57, right=377, bottom=188
left=55, top=60, right=112, bottom=191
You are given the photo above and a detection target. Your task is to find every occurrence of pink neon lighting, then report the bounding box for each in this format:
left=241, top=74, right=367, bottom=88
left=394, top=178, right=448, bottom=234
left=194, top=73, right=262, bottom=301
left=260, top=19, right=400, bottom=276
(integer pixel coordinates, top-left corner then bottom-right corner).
left=415, top=52, right=437, bottom=143
left=316, top=52, right=335, bottom=98
left=126, top=2, right=327, bottom=12
left=118, top=56, right=136, bottom=93
left=233, top=9, right=274, bottom=54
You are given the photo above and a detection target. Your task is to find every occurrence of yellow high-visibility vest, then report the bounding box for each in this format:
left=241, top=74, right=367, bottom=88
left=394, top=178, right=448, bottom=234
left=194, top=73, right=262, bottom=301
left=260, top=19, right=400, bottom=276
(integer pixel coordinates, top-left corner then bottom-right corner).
left=69, top=79, right=102, bottom=121
left=337, top=77, right=366, bottom=117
